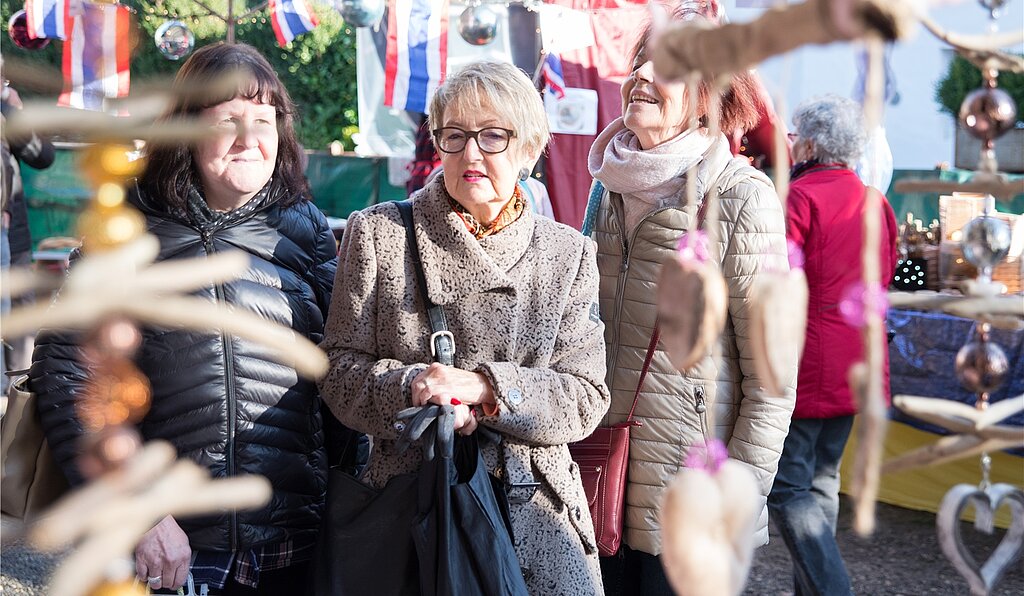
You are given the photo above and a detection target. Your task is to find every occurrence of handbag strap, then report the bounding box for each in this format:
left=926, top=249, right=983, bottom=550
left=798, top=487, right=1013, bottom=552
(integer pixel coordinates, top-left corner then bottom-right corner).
left=625, top=193, right=714, bottom=423
left=396, top=200, right=455, bottom=366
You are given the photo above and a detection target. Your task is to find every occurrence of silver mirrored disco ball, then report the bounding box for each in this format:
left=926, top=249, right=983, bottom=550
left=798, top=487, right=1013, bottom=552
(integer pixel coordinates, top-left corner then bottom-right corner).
left=335, top=0, right=386, bottom=28
left=154, top=20, right=195, bottom=61
left=458, top=5, right=499, bottom=46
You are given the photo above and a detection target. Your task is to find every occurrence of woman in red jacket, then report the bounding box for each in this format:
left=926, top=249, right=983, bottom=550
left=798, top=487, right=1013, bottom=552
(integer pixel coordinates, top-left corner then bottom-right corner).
left=768, top=94, right=898, bottom=596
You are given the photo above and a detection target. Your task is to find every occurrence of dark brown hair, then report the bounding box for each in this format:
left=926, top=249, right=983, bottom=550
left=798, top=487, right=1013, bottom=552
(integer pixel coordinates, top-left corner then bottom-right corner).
left=140, top=42, right=308, bottom=212
left=630, top=3, right=760, bottom=134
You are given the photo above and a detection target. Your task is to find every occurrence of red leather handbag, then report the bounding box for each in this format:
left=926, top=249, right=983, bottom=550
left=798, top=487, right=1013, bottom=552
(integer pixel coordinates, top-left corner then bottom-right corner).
left=569, top=327, right=659, bottom=557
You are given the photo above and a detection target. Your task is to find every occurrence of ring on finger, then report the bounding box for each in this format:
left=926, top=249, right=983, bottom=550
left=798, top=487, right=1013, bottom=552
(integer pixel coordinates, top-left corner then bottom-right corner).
left=147, top=576, right=162, bottom=585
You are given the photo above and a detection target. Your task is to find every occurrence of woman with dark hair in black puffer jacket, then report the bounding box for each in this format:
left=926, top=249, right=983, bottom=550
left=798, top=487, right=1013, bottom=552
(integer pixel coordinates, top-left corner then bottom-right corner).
left=29, top=42, right=337, bottom=595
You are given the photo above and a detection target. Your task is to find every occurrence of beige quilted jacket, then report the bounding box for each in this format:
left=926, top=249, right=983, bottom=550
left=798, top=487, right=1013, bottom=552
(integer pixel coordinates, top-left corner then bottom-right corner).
left=592, top=139, right=798, bottom=555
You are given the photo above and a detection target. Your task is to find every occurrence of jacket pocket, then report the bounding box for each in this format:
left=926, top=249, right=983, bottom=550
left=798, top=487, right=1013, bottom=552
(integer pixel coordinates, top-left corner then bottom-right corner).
left=532, top=450, right=598, bottom=555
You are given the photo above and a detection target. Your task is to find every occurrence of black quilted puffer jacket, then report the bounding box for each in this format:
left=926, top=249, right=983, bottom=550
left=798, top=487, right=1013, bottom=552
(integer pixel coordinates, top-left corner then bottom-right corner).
left=29, top=183, right=338, bottom=552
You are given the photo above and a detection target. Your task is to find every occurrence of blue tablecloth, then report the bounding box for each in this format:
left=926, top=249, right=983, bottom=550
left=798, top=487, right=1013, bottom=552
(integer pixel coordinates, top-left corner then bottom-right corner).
left=887, top=308, right=1024, bottom=431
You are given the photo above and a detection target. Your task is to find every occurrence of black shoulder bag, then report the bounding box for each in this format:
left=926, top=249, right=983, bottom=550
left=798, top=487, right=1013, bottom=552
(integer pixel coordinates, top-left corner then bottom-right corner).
left=312, top=201, right=528, bottom=596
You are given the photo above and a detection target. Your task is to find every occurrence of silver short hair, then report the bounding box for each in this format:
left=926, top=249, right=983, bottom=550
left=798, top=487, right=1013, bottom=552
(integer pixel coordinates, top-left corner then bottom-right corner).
left=792, top=95, right=867, bottom=166
left=427, top=61, right=550, bottom=170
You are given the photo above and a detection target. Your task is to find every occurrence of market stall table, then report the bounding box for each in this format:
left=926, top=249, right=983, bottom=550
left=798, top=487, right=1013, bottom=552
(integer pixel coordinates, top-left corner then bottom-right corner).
left=841, top=307, right=1024, bottom=528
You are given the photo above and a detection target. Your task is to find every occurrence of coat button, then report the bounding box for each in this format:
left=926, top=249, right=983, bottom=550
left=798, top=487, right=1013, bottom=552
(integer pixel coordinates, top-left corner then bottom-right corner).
left=508, top=388, right=523, bottom=405
left=393, top=421, right=406, bottom=433
left=573, top=506, right=582, bottom=520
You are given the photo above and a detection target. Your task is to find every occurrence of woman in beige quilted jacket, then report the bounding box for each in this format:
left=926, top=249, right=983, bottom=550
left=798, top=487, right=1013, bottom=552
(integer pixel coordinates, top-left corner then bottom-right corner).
left=318, top=61, right=610, bottom=594
left=585, top=5, right=798, bottom=595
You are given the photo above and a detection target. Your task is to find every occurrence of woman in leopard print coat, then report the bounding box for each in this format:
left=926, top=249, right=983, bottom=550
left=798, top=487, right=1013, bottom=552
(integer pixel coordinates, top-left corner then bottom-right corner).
left=318, top=61, right=610, bottom=594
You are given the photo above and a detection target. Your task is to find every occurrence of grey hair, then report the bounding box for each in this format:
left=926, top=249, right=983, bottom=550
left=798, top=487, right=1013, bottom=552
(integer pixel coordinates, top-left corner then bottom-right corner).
left=792, top=95, right=867, bottom=166
left=427, top=61, right=550, bottom=169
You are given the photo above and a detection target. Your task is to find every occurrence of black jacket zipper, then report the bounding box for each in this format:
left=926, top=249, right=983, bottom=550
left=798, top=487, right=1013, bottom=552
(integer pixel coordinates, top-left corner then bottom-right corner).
left=202, top=230, right=239, bottom=551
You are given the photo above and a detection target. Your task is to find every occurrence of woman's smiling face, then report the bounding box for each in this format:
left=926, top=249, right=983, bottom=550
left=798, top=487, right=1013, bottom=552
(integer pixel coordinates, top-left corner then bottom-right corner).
left=437, top=105, right=521, bottom=224
left=194, top=95, right=279, bottom=210
left=620, top=45, right=692, bottom=150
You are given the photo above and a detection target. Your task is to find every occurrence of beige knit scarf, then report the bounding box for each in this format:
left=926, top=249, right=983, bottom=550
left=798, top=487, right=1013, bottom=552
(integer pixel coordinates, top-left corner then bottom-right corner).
left=588, top=118, right=715, bottom=234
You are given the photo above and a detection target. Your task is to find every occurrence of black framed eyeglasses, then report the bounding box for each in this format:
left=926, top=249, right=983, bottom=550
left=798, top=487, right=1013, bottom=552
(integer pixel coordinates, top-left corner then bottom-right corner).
left=432, top=127, right=515, bottom=154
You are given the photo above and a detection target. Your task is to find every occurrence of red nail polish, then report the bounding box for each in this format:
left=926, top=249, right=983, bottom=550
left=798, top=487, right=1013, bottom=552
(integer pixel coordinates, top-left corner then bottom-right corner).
left=450, top=398, right=462, bottom=406
left=471, top=408, right=478, bottom=417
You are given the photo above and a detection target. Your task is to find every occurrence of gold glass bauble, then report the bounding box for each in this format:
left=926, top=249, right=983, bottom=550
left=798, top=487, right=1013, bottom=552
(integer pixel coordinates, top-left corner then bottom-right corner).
left=86, top=579, right=149, bottom=596
left=78, top=204, right=146, bottom=252
left=79, top=143, right=146, bottom=187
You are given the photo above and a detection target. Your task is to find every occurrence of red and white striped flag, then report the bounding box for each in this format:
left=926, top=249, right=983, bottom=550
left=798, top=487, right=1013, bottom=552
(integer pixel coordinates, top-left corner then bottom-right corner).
left=384, top=0, right=449, bottom=114
left=269, top=0, right=319, bottom=47
left=58, top=1, right=131, bottom=111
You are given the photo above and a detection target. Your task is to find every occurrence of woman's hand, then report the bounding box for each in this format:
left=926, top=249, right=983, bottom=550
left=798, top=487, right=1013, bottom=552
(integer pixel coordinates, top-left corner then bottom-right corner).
left=135, top=515, right=191, bottom=591
left=454, top=404, right=478, bottom=436
left=411, top=363, right=495, bottom=408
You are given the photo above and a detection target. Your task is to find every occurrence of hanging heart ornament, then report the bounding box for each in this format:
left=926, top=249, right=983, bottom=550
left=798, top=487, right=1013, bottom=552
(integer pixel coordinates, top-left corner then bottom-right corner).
left=657, top=232, right=728, bottom=372
left=749, top=268, right=807, bottom=396
left=936, top=483, right=1024, bottom=596
left=661, top=444, right=759, bottom=596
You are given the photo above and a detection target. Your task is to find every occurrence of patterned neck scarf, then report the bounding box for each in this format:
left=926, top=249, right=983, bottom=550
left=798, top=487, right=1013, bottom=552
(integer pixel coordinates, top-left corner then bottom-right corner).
left=447, top=184, right=525, bottom=240
left=184, top=179, right=280, bottom=232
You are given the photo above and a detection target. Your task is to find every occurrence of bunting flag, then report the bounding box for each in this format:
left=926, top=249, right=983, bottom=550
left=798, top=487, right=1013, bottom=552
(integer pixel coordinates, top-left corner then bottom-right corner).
left=58, top=2, right=131, bottom=111
left=384, top=0, right=449, bottom=114
left=269, top=0, right=319, bottom=47
left=542, top=53, right=566, bottom=100
left=25, top=0, right=69, bottom=40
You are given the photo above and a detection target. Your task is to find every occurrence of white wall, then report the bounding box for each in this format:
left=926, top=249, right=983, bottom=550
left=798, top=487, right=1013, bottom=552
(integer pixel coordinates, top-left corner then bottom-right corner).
left=729, top=1, right=1024, bottom=169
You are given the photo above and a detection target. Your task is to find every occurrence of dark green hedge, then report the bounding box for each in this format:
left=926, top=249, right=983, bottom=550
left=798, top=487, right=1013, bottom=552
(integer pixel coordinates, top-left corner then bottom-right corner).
left=0, top=0, right=359, bottom=149
left=935, top=54, right=1024, bottom=124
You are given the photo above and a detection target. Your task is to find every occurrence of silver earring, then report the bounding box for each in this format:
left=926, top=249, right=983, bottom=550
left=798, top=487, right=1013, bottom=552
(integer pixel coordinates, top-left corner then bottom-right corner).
left=518, top=167, right=530, bottom=181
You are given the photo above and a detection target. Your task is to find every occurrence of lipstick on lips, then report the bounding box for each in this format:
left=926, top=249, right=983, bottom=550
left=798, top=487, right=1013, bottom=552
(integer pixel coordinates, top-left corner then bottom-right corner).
left=463, top=170, right=486, bottom=182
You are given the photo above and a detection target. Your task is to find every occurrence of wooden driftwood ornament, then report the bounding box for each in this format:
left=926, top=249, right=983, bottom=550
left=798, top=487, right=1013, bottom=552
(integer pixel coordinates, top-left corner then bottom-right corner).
left=657, top=254, right=728, bottom=372
left=660, top=459, right=759, bottom=596
left=1, top=234, right=329, bottom=379
left=748, top=269, right=807, bottom=396
left=28, top=442, right=271, bottom=596
left=883, top=394, right=1024, bottom=473
left=846, top=37, right=889, bottom=538
left=649, top=0, right=915, bottom=82
left=936, top=483, right=1024, bottom=596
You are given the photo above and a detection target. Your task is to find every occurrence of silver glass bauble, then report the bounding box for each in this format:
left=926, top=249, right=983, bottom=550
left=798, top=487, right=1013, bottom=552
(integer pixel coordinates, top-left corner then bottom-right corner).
left=154, top=20, right=194, bottom=61
left=960, top=215, right=1011, bottom=276
left=959, top=86, right=1017, bottom=143
left=954, top=338, right=1009, bottom=394
left=458, top=5, right=499, bottom=46
left=334, top=0, right=385, bottom=28
left=978, top=0, right=1008, bottom=17
left=8, top=10, right=50, bottom=50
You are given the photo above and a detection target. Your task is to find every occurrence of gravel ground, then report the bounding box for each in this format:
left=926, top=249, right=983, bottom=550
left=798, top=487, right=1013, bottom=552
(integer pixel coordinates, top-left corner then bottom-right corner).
left=746, top=498, right=1024, bottom=595
left=3, top=500, right=1022, bottom=595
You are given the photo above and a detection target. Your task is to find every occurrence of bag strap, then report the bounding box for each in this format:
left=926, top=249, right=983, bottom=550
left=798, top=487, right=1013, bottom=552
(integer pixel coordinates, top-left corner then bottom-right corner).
left=625, top=193, right=714, bottom=423
left=396, top=200, right=455, bottom=366
left=580, top=180, right=605, bottom=237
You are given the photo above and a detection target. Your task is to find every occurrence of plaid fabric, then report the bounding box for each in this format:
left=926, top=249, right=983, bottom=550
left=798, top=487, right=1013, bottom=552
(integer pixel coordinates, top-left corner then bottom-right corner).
left=448, top=184, right=525, bottom=240
left=406, top=120, right=442, bottom=196
left=190, top=540, right=315, bottom=590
